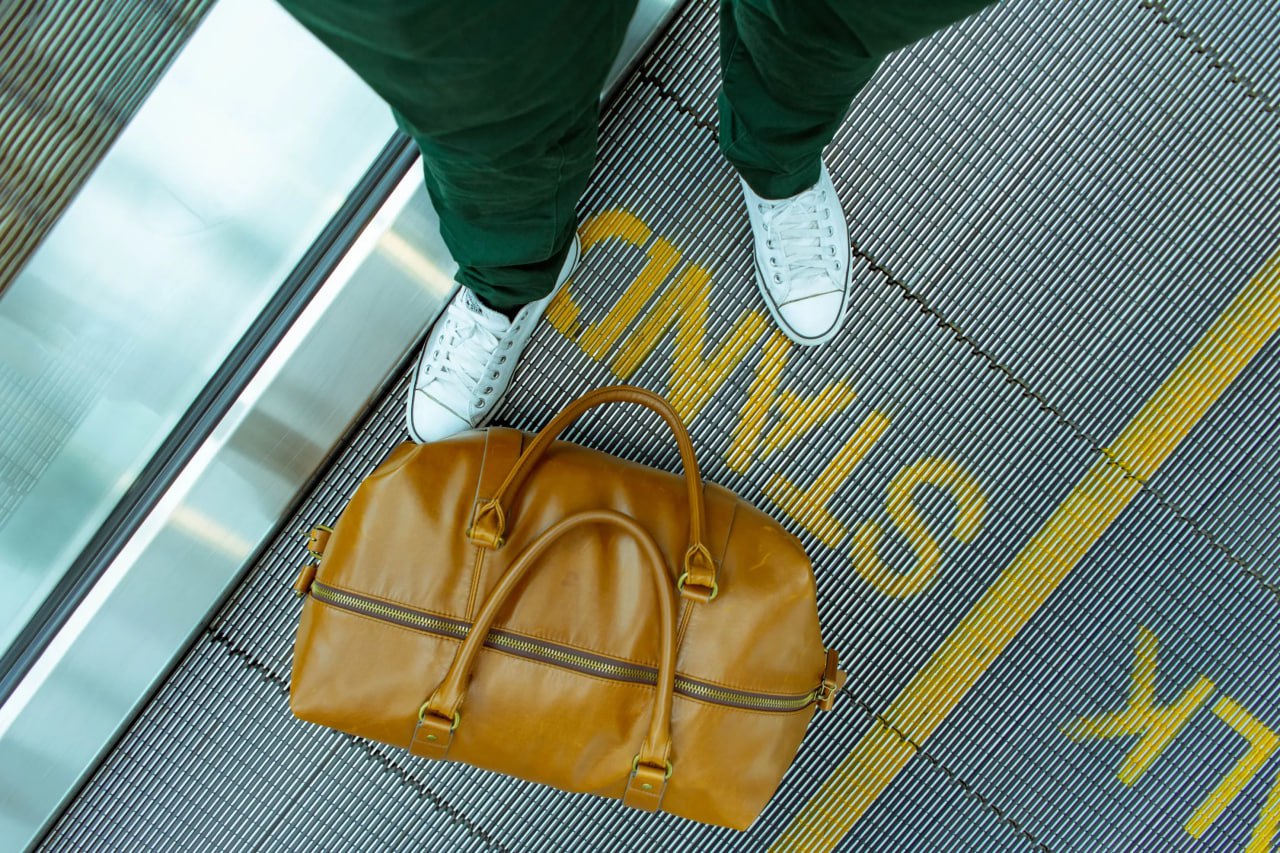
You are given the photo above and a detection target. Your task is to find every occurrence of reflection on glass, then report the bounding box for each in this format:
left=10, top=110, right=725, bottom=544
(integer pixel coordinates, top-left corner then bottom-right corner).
left=0, top=0, right=395, bottom=657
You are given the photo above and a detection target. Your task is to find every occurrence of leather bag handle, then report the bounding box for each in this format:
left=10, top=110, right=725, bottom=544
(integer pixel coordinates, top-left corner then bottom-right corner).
left=414, top=509, right=678, bottom=810
left=468, top=385, right=718, bottom=601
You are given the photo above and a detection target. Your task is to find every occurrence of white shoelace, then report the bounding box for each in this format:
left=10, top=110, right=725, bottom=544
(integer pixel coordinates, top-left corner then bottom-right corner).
left=419, top=291, right=509, bottom=416
left=761, top=187, right=837, bottom=300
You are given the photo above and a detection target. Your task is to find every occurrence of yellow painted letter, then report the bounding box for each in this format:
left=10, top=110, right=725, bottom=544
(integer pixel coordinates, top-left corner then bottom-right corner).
left=611, top=262, right=769, bottom=421
left=726, top=331, right=860, bottom=474
left=764, top=411, right=892, bottom=548
left=547, top=209, right=681, bottom=352
left=1247, top=768, right=1280, bottom=853
left=1061, top=626, right=1215, bottom=785
left=851, top=457, right=987, bottom=598
left=1184, top=696, right=1280, bottom=839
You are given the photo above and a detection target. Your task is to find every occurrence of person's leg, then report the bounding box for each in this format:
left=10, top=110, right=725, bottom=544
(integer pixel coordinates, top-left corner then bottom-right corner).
left=277, top=0, right=637, bottom=441
left=278, top=0, right=637, bottom=310
left=719, top=0, right=995, bottom=200
left=717, top=0, right=995, bottom=346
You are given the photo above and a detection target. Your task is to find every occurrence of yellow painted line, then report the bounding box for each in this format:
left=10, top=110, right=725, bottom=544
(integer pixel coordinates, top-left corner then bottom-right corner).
left=773, top=246, right=1280, bottom=852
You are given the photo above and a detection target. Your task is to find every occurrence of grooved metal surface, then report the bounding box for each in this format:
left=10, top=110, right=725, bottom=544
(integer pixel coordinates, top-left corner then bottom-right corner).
left=0, top=0, right=214, bottom=297
left=41, top=0, right=1280, bottom=850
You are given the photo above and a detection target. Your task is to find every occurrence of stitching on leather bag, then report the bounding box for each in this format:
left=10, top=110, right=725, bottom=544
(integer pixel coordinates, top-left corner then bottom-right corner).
left=673, top=696, right=812, bottom=716
left=676, top=490, right=739, bottom=649
left=464, top=542, right=486, bottom=621
left=473, top=619, right=658, bottom=668
left=674, top=668, right=816, bottom=697
left=315, top=600, right=455, bottom=636
left=462, top=532, right=678, bottom=664
left=711, top=485, right=739, bottom=566
left=674, top=602, right=694, bottom=648
left=470, top=657, right=813, bottom=717
left=464, top=433, right=494, bottom=618
left=484, top=652, right=661, bottom=691
left=672, top=498, right=825, bottom=696
left=314, top=577, right=816, bottom=696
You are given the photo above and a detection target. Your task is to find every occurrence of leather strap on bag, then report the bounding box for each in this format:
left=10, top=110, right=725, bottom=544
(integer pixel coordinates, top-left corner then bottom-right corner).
left=467, top=386, right=718, bottom=602
left=417, top=509, right=679, bottom=811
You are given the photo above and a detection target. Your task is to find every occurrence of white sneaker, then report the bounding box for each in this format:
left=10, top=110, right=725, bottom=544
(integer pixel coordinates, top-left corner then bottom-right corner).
left=742, top=163, right=852, bottom=346
left=406, top=236, right=581, bottom=443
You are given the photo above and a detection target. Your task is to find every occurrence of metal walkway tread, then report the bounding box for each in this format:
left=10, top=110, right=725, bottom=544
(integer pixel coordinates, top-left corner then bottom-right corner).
left=42, top=0, right=1280, bottom=850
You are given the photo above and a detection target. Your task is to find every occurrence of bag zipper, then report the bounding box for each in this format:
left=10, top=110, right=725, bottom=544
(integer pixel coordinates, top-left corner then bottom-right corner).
left=309, top=581, right=818, bottom=713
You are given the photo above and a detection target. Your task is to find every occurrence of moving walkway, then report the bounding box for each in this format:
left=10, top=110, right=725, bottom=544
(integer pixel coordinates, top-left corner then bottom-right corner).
left=3, top=0, right=1279, bottom=849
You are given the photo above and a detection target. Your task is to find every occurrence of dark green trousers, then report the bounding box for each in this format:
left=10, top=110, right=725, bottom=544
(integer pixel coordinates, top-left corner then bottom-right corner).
left=278, top=0, right=993, bottom=309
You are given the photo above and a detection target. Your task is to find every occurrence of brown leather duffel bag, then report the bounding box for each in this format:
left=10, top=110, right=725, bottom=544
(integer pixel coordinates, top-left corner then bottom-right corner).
left=289, top=385, right=844, bottom=830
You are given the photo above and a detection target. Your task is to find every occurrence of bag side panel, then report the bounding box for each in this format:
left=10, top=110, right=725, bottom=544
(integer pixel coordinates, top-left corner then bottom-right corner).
left=320, top=435, right=490, bottom=621
left=679, top=501, right=829, bottom=695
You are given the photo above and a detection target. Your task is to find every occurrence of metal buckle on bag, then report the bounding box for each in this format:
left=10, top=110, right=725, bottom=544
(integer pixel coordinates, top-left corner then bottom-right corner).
left=676, top=572, right=718, bottom=601
left=411, top=704, right=460, bottom=759
left=624, top=754, right=673, bottom=806
left=631, top=754, right=673, bottom=781
left=678, top=543, right=718, bottom=602
left=417, top=702, right=461, bottom=732
left=305, top=525, right=333, bottom=559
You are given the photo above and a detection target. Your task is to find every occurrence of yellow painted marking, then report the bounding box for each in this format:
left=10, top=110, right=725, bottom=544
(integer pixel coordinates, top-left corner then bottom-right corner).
left=727, top=331, right=860, bottom=474
left=774, top=247, right=1280, bottom=852
left=1247, top=768, right=1280, bottom=853
left=728, top=331, right=793, bottom=472
left=1064, top=627, right=1280, bottom=844
left=1060, top=627, right=1215, bottom=785
left=612, top=262, right=770, bottom=421
left=580, top=239, right=682, bottom=360
left=1185, top=697, right=1280, bottom=838
left=545, top=276, right=583, bottom=338
left=764, top=411, right=892, bottom=548
left=852, top=458, right=988, bottom=598
left=547, top=209, right=681, bottom=350
left=549, top=207, right=769, bottom=423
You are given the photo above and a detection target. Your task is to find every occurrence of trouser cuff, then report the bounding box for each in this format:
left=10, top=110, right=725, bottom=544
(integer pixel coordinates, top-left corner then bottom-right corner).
left=455, top=222, right=576, bottom=311
left=731, top=159, right=822, bottom=201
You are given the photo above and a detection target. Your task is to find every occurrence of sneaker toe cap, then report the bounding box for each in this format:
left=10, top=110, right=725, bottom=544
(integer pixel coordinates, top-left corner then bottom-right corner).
left=407, top=390, right=471, bottom=443
left=778, top=291, right=844, bottom=341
